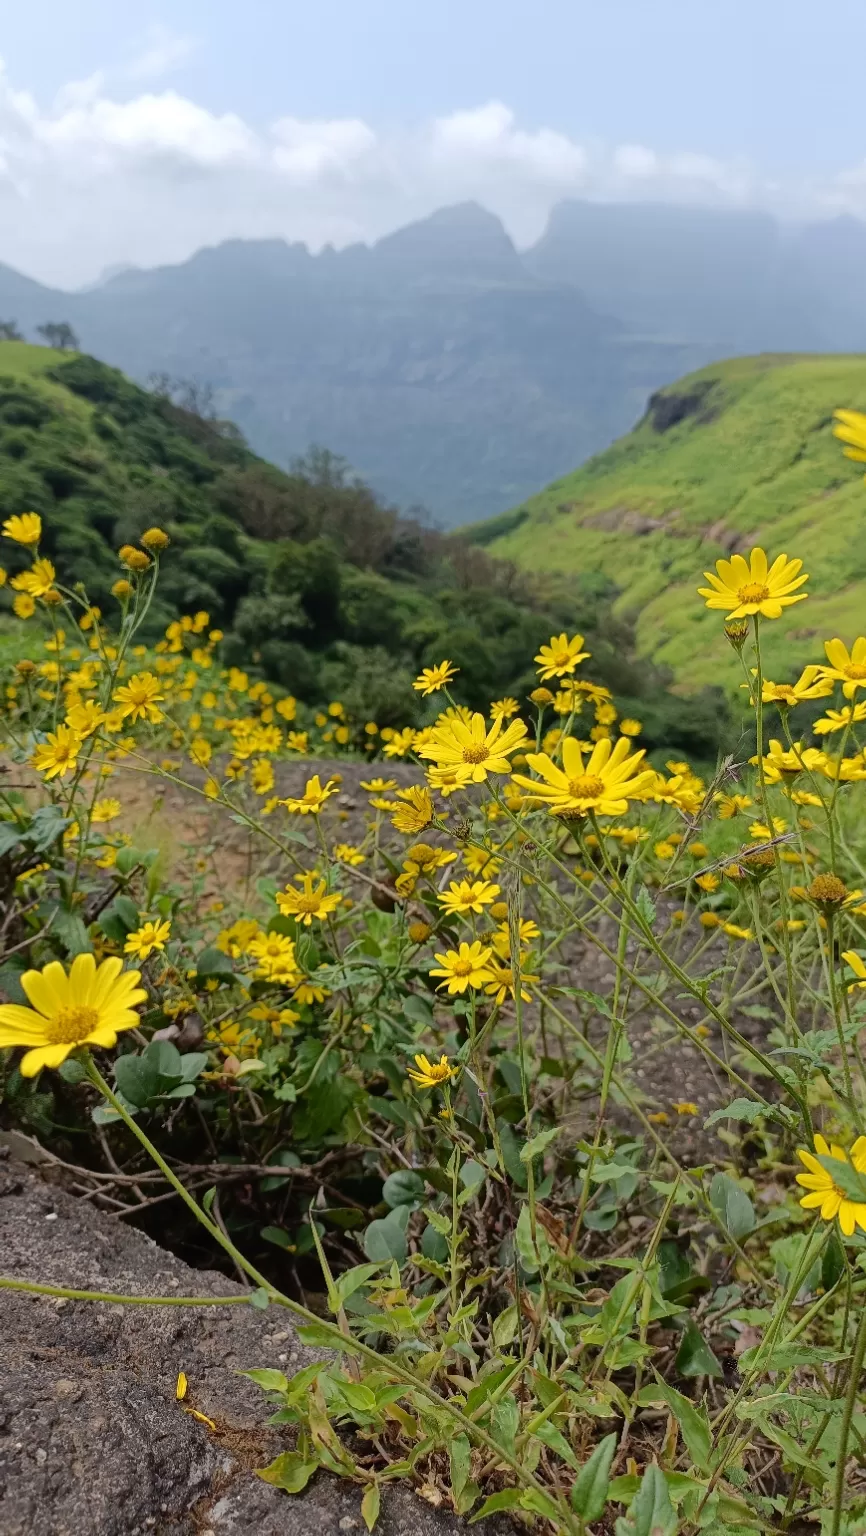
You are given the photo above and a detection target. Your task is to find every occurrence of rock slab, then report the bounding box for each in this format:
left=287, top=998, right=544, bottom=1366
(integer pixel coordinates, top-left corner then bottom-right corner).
left=0, top=1159, right=507, bottom=1535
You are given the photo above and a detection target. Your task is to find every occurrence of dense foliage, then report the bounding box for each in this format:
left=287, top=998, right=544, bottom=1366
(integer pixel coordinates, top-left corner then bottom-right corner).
left=0, top=342, right=728, bottom=754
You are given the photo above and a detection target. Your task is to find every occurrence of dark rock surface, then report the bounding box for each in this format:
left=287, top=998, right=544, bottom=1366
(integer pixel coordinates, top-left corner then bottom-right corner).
left=0, top=1158, right=506, bottom=1535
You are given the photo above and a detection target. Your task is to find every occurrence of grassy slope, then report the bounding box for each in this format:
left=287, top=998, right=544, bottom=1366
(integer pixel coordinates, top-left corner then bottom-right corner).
left=474, top=354, right=866, bottom=694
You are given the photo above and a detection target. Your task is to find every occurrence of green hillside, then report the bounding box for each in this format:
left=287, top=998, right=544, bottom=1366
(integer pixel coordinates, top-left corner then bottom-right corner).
left=0, top=341, right=726, bottom=750
left=472, top=354, right=866, bottom=694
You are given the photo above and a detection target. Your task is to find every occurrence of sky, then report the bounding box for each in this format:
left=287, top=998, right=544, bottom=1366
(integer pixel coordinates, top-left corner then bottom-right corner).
left=2, top=0, right=866, bottom=286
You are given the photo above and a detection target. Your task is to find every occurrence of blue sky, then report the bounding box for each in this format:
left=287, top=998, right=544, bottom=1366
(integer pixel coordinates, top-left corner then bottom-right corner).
left=2, top=1, right=865, bottom=283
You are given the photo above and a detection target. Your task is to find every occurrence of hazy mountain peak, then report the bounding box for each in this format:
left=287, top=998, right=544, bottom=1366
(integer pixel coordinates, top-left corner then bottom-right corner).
left=372, top=201, right=523, bottom=281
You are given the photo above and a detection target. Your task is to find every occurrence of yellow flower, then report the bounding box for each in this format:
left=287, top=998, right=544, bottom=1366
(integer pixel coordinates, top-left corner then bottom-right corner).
left=276, top=873, right=341, bottom=925
left=722, top=922, right=754, bottom=941
left=65, top=699, right=106, bottom=738
left=749, top=816, right=787, bottom=840
left=833, top=407, right=866, bottom=471
left=248, top=931, right=298, bottom=982
left=11, top=557, right=56, bottom=598
left=429, top=940, right=495, bottom=994
left=425, top=763, right=474, bottom=796
left=281, top=775, right=339, bottom=815
left=673, top=1101, right=699, bottom=1116
left=111, top=578, right=133, bottom=600
left=842, top=951, right=866, bottom=990
left=620, top=718, right=642, bottom=736
left=250, top=758, right=275, bottom=796
left=714, top=792, right=753, bottom=819
left=695, top=872, right=720, bottom=893
left=413, top=660, right=458, bottom=696
left=3, top=512, right=42, bottom=545
left=140, top=526, right=170, bottom=553
left=333, top=842, right=365, bottom=866
left=490, top=696, right=519, bottom=721
left=759, top=739, right=824, bottom=782
left=12, top=593, right=35, bottom=619
left=814, top=703, right=866, bottom=735
left=439, top=878, right=501, bottom=916
left=407, top=1052, right=458, bottom=1089
left=0, top=954, right=146, bottom=1076
left=118, top=544, right=151, bottom=571
left=391, top=785, right=435, bottom=834
left=360, top=777, right=397, bottom=793
left=31, top=724, right=83, bottom=780
left=654, top=840, right=675, bottom=861
left=483, top=962, right=538, bottom=1005
left=820, top=637, right=866, bottom=699
left=419, top=711, right=527, bottom=783
left=382, top=727, right=417, bottom=759
left=534, top=631, right=591, bottom=680
left=512, top=735, right=652, bottom=818
left=530, top=687, right=554, bottom=706
left=113, top=671, right=164, bottom=723
left=795, top=1133, right=866, bottom=1237
left=699, top=547, right=809, bottom=621
left=91, top=797, right=122, bottom=823
left=124, top=919, right=171, bottom=960
left=760, top=665, right=834, bottom=707
left=408, top=920, right=433, bottom=944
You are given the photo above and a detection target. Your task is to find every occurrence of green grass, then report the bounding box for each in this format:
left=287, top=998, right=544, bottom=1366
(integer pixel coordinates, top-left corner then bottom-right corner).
left=471, top=353, right=866, bottom=694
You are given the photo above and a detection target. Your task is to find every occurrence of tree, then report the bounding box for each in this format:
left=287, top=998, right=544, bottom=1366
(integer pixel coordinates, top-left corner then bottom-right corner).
left=36, top=322, right=79, bottom=352
left=0, top=320, right=23, bottom=341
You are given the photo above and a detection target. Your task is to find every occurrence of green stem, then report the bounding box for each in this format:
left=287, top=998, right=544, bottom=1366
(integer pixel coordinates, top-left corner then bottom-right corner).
left=831, top=1301, right=866, bottom=1536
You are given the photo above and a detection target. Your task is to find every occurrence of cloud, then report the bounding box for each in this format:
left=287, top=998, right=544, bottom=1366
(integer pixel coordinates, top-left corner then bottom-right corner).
left=0, top=60, right=860, bottom=288
left=125, top=26, right=198, bottom=82
left=271, top=116, right=377, bottom=182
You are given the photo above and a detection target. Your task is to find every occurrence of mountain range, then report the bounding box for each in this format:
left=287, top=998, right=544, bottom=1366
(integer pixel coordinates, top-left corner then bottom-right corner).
left=3, top=199, right=866, bottom=523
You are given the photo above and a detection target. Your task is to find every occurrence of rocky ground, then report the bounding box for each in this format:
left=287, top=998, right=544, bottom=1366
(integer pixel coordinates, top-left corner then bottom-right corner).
left=0, top=1151, right=511, bottom=1536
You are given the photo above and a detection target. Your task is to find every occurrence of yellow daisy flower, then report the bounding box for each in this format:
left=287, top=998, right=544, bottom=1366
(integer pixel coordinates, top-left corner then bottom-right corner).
left=438, top=878, right=501, bottom=916
left=0, top=954, right=146, bottom=1076
left=820, top=637, right=866, bottom=699
left=534, top=632, right=591, bottom=680
left=698, top=547, right=808, bottom=620
left=407, top=1053, right=458, bottom=1089
left=419, top=711, right=527, bottom=783
left=124, top=919, right=172, bottom=960
left=280, top=775, right=339, bottom=814
left=276, top=874, right=342, bottom=926
left=2, top=512, right=42, bottom=545
left=31, top=725, right=83, bottom=780
left=795, top=1133, right=866, bottom=1237
left=512, top=735, right=652, bottom=818
left=429, top=940, right=495, bottom=995
left=413, top=660, right=458, bottom=696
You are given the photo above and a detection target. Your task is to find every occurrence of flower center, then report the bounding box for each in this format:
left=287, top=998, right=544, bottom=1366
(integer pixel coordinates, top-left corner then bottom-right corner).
left=294, top=893, right=323, bottom=913
left=552, top=650, right=571, bottom=667
left=452, top=958, right=473, bottom=976
left=844, top=663, right=866, bottom=680
left=736, top=581, right=770, bottom=604
left=567, top=774, right=605, bottom=799
left=46, top=1005, right=100, bottom=1044
left=808, top=873, right=849, bottom=906
left=462, top=744, right=490, bottom=764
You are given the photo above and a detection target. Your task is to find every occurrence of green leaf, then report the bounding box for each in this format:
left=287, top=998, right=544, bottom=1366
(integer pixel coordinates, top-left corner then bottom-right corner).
left=637, top=1383, right=711, bottom=1472
left=449, top=1433, right=471, bottom=1500
left=241, top=1368, right=289, bottom=1393
left=249, top=1287, right=270, bottom=1310
left=469, top=1489, right=524, bottom=1522
left=709, top=1173, right=756, bottom=1240
left=816, top=1154, right=866, bottom=1203
left=114, top=1053, right=160, bottom=1109
left=363, top=1205, right=409, bottom=1265
left=334, top=1262, right=385, bottom=1307
left=617, top=1463, right=677, bottom=1536
left=822, top=1232, right=845, bottom=1292
left=261, top=1225, right=294, bottom=1250
left=520, top=1125, right=560, bottom=1163
left=195, top=944, right=235, bottom=978
left=635, top=886, right=657, bottom=928
left=0, top=822, right=24, bottom=856
left=571, top=1432, right=617, bottom=1521
left=381, top=1170, right=425, bottom=1208
left=256, top=1450, right=318, bottom=1493
left=57, top=1057, right=87, bottom=1085
left=361, top=1482, right=380, bottom=1532
left=339, top=1380, right=377, bottom=1413
left=704, top=1098, right=770, bottom=1128
left=675, top=1320, right=722, bottom=1380
left=54, top=910, right=92, bottom=958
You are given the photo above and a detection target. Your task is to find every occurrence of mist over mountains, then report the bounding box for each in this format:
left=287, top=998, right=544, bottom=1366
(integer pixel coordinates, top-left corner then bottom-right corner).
left=2, top=199, right=865, bottom=524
